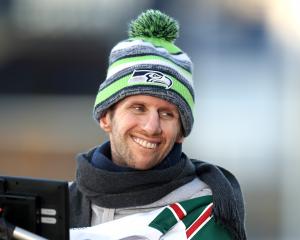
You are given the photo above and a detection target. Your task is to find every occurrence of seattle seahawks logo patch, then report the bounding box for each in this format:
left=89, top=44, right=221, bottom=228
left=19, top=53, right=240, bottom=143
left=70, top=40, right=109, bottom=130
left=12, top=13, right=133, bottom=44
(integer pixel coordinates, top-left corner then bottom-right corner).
left=128, top=70, right=173, bottom=89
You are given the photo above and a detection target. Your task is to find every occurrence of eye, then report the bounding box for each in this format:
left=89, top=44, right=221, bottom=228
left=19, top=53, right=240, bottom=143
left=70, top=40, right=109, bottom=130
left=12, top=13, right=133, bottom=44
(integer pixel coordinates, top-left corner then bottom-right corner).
left=130, top=104, right=145, bottom=113
left=159, top=111, right=174, bottom=119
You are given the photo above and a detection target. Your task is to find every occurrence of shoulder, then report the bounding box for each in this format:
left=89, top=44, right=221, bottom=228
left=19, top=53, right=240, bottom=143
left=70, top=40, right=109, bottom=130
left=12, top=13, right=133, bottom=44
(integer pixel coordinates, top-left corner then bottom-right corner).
left=152, top=177, right=212, bottom=207
left=69, top=181, right=91, bottom=228
left=69, top=181, right=82, bottom=201
left=191, top=159, right=242, bottom=190
left=191, top=159, right=247, bottom=239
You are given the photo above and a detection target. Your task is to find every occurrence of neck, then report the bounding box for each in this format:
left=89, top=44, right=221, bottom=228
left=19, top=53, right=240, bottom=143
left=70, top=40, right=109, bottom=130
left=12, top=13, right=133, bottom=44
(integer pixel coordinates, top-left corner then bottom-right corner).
left=91, top=141, right=183, bottom=172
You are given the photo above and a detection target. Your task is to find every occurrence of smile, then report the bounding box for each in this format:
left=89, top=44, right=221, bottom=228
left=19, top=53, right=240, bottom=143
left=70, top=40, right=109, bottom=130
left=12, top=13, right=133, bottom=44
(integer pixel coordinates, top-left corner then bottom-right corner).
left=132, top=137, right=158, bottom=149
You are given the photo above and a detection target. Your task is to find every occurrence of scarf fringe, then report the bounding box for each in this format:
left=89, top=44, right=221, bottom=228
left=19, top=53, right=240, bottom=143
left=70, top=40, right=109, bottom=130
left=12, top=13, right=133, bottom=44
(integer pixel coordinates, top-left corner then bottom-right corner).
left=194, top=160, right=247, bottom=240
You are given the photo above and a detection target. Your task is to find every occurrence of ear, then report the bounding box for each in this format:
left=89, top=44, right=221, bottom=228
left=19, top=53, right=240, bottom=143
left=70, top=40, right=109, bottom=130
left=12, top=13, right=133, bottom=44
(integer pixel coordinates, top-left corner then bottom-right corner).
left=176, top=134, right=184, bottom=143
left=99, top=111, right=112, bottom=132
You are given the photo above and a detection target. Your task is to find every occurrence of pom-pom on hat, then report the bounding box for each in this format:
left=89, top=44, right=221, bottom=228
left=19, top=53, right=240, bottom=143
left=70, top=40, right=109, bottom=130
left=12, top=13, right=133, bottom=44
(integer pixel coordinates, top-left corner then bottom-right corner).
left=93, top=9, right=194, bottom=136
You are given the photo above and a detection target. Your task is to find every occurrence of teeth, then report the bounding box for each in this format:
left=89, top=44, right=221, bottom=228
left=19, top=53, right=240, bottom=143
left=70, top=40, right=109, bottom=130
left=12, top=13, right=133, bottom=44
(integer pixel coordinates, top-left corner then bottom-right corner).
left=133, top=137, right=157, bottom=149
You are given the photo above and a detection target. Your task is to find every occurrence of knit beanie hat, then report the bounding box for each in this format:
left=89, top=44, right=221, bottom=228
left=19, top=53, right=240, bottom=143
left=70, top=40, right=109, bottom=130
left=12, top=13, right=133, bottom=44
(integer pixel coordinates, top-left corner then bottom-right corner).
left=93, top=9, right=195, bottom=136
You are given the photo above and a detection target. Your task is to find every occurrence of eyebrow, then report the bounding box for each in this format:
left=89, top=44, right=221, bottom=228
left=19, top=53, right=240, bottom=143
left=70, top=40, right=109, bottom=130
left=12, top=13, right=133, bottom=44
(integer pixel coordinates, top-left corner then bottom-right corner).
left=128, top=101, right=177, bottom=110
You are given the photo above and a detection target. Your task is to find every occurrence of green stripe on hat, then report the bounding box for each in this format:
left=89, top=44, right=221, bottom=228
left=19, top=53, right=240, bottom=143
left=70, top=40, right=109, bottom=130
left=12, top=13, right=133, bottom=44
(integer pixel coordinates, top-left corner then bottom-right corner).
left=168, top=75, right=194, bottom=111
left=131, top=37, right=182, bottom=54
left=94, top=73, right=194, bottom=111
left=108, top=55, right=192, bottom=80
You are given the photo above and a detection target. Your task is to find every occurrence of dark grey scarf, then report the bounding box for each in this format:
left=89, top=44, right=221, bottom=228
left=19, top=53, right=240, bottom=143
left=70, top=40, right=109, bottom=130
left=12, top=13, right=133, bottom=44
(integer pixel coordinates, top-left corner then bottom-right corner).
left=75, top=147, right=196, bottom=208
left=69, top=147, right=247, bottom=239
left=193, top=160, right=247, bottom=240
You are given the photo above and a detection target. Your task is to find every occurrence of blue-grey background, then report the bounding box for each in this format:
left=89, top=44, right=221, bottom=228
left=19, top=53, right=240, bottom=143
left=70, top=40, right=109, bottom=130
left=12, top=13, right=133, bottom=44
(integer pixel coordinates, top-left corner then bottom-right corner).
left=0, top=1, right=299, bottom=239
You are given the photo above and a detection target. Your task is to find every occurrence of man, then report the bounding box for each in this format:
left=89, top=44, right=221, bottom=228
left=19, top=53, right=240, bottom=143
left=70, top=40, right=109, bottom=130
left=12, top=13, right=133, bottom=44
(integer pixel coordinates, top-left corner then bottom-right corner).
left=69, top=9, right=247, bottom=239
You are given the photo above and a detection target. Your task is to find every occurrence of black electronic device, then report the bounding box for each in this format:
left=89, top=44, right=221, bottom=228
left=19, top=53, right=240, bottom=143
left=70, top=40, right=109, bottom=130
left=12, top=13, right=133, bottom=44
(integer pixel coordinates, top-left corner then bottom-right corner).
left=0, top=176, right=69, bottom=240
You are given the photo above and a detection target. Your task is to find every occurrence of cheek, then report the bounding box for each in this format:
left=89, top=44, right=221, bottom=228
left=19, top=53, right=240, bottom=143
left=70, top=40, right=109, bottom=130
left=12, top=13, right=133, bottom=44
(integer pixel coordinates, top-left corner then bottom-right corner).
left=112, top=114, right=137, bottom=134
left=162, top=121, right=181, bottom=139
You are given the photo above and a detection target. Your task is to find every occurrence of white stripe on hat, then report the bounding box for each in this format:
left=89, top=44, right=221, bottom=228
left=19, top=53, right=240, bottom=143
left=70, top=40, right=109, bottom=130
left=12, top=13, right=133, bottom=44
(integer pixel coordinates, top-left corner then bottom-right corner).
left=107, top=59, right=193, bottom=85
left=111, top=39, right=192, bottom=63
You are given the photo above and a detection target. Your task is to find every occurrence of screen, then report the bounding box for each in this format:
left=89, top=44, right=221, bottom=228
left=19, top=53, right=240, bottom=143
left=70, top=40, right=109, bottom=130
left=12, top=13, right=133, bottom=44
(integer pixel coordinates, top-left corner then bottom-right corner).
left=0, top=176, right=69, bottom=240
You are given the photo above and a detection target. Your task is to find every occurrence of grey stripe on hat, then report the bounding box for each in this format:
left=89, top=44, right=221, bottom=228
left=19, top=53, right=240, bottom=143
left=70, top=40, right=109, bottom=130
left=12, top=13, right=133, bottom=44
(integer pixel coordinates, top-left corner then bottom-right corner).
left=110, top=39, right=191, bottom=63
left=110, top=45, right=192, bottom=73
left=100, top=64, right=195, bottom=98
left=94, top=86, right=194, bottom=136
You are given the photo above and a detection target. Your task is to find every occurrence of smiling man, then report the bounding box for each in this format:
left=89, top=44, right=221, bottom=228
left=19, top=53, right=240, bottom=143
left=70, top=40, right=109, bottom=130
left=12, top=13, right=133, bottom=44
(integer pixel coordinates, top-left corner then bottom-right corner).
left=69, top=10, right=247, bottom=239
left=100, top=95, right=183, bottom=170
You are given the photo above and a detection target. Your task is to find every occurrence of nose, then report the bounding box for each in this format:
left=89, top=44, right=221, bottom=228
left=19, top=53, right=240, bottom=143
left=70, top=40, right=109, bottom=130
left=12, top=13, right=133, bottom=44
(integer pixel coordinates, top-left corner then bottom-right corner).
left=142, top=111, right=162, bottom=135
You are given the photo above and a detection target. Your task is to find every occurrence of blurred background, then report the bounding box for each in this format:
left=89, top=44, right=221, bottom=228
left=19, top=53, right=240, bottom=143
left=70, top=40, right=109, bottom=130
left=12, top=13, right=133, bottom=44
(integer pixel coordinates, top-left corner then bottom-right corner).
left=0, top=0, right=299, bottom=239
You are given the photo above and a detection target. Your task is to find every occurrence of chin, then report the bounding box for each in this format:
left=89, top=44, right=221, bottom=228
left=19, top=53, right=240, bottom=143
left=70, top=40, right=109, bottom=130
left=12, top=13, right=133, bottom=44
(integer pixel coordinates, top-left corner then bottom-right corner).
left=130, top=156, right=161, bottom=170
left=133, top=162, right=156, bottom=170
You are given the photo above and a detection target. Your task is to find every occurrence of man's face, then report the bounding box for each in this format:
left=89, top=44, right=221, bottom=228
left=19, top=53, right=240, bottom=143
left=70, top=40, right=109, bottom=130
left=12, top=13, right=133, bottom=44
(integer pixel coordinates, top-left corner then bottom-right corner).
left=100, top=95, right=183, bottom=170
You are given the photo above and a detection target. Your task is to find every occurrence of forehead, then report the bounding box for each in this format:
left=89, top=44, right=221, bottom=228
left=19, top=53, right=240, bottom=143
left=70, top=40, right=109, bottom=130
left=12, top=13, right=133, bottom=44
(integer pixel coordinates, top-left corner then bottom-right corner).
left=116, top=95, right=179, bottom=110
